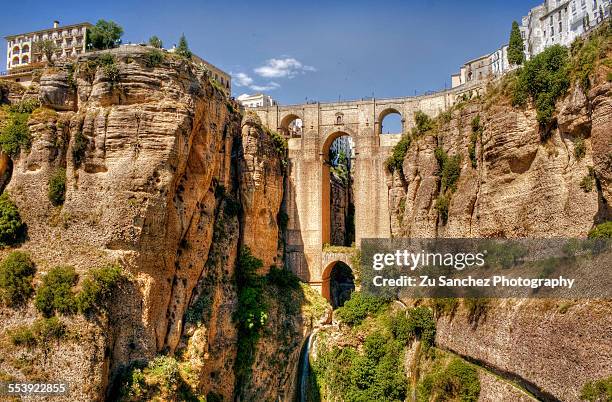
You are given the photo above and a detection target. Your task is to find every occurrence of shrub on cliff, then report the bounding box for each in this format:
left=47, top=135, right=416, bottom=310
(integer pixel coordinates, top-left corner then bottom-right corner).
left=335, top=292, right=389, bottom=326
left=34, top=266, right=78, bottom=317
left=413, top=111, right=434, bottom=136
left=48, top=168, right=66, bottom=206
left=0, top=110, right=31, bottom=157
left=588, top=221, right=612, bottom=239
left=511, top=45, right=570, bottom=127
left=9, top=317, right=66, bottom=348
left=0, top=251, right=36, bottom=307
left=385, top=134, right=411, bottom=173
left=144, top=49, right=165, bottom=68
left=0, top=192, right=26, bottom=247
left=148, top=36, right=163, bottom=49
left=76, top=264, right=123, bottom=314
left=72, top=130, right=89, bottom=167
left=417, top=357, right=480, bottom=402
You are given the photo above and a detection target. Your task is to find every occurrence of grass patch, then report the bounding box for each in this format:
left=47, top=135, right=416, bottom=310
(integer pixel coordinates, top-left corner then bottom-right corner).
left=9, top=317, right=66, bottom=348
left=385, top=134, right=411, bottom=173
left=588, top=221, right=612, bottom=239
left=580, top=375, right=612, bottom=402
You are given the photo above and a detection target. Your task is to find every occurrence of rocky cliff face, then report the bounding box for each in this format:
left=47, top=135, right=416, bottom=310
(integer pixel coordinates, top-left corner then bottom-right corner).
left=388, top=79, right=611, bottom=238
left=0, top=47, right=318, bottom=401
left=386, top=60, right=612, bottom=400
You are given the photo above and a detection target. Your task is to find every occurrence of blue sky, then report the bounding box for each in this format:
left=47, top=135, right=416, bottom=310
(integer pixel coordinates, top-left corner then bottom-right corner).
left=2, top=0, right=538, bottom=107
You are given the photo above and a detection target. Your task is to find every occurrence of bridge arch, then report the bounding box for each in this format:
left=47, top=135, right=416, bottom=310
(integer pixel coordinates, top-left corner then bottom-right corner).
left=321, top=130, right=354, bottom=246
left=378, top=108, right=404, bottom=135
left=321, top=260, right=355, bottom=308
left=280, top=113, right=303, bottom=138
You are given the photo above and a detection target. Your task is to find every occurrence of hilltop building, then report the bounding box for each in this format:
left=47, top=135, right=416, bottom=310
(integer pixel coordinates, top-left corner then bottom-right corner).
left=521, top=0, right=610, bottom=59
left=451, top=0, right=610, bottom=88
left=5, top=21, right=91, bottom=71
left=237, top=93, right=277, bottom=108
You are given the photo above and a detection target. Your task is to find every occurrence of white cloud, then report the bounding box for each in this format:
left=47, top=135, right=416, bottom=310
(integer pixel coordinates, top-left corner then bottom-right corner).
left=250, top=82, right=280, bottom=91
left=232, top=72, right=280, bottom=92
left=254, top=58, right=316, bottom=78
left=233, top=72, right=254, bottom=87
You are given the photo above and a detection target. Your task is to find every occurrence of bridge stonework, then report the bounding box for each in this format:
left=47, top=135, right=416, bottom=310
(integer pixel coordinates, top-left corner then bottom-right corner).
left=253, top=84, right=483, bottom=296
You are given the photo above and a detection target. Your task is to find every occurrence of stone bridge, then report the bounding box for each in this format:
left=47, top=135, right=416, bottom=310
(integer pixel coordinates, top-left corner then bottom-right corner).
left=252, top=83, right=484, bottom=299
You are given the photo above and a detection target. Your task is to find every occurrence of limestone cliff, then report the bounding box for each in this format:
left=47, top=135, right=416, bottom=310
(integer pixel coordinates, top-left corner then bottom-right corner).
left=0, top=47, right=322, bottom=401
left=387, top=74, right=611, bottom=238
left=385, top=43, right=612, bottom=401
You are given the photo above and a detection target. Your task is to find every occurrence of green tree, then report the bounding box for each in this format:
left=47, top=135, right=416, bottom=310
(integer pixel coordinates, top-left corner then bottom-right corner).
left=87, top=20, right=124, bottom=50
left=508, top=21, right=525, bottom=65
left=0, top=251, right=36, bottom=307
left=33, top=39, right=59, bottom=65
left=175, top=34, right=192, bottom=59
left=148, top=36, right=163, bottom=49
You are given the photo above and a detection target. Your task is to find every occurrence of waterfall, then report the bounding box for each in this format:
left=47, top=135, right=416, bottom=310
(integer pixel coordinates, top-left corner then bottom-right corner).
left=298, top=330, right=318, bottom=402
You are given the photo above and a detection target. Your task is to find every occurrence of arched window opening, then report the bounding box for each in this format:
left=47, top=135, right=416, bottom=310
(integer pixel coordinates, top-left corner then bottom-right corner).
left=380, top=111, right=403, bottom=135
left=280, top=114, right=303, bottom=138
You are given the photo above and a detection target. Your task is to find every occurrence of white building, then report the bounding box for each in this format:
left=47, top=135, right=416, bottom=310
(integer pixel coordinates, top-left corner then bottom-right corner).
left=521, top=0, right=611, bottom=59
left=237, top=93, right=277, bottom=108
left=5, top=21, right=91, bottom=71
left=490, top=44, right=510, bottom=76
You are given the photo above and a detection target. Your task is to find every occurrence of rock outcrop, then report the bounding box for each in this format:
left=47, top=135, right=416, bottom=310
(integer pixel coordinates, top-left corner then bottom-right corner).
left=388, top=79, right=611, bottom=238
left=0, top=47, right=320, bottom=401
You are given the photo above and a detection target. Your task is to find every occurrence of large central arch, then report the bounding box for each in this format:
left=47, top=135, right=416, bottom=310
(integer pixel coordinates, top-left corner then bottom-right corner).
left=321, top=131, right=354, bottom=246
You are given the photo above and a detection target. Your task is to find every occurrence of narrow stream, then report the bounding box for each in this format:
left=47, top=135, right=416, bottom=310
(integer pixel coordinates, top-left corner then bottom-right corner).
left=298, top=330, right=318, bottom=402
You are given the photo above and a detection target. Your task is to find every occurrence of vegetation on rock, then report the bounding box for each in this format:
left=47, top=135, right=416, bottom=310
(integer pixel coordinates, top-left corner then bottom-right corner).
left=416, top=355, right=480, bottom=402
left=144, top=49, right=165, bottom=68
left=335, top=291, right=389, bottom=326
left=34, top=266, right=78, bottom=317
left=511, top=45, right=570, bottom=127
left=580, top=375, right=612, bottom=402
left=0, top=192, right=26, bottom=247
left=434, top=147, right=462, bottom=225
left=148, top=36, right=163, bottom=49
left=8, top=317, right=66, bottom=348
left=75, top=264, right=123, bottom=314
left=588, top=221, right=612, bottom=239
left=48, top=168, right=67, bottom=206
left=0, top=251, right=36, bottom=307
left=234, top=247, right=268, bottom=386
left=0, top=99, right=40, bottom=157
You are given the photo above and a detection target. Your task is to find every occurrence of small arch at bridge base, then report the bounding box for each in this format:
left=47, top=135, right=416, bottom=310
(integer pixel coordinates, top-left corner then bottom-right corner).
left=321, top=261, right=355, bottom=309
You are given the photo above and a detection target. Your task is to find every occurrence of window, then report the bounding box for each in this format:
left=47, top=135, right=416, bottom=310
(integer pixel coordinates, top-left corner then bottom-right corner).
left=551, top=27, right=555, bottom=36
left=550, top=16, right=554, bottom=25
left=572, top=1, right=577, bottom=13
left=560, top=21, right=563, bottom=31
